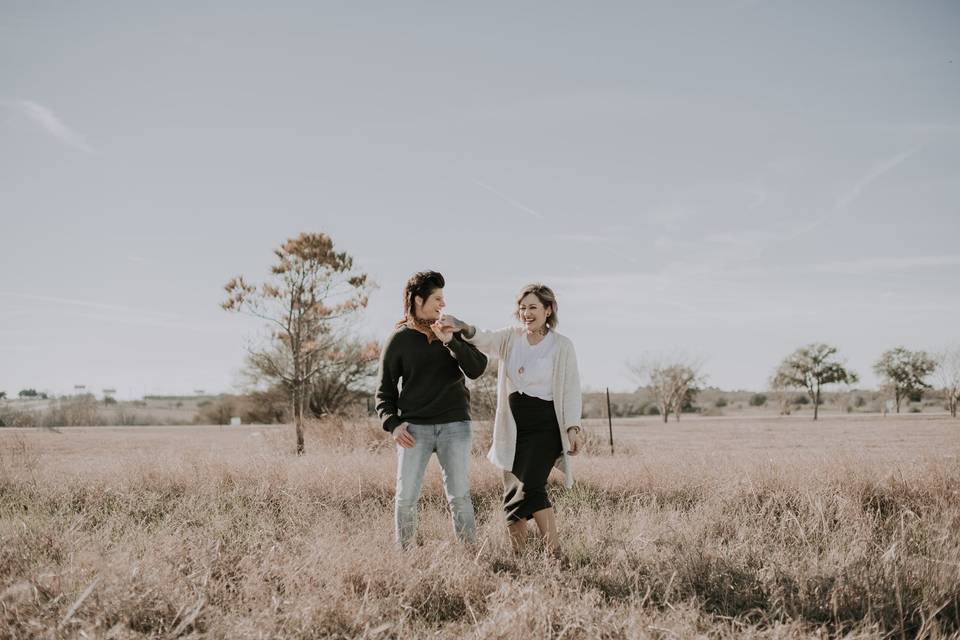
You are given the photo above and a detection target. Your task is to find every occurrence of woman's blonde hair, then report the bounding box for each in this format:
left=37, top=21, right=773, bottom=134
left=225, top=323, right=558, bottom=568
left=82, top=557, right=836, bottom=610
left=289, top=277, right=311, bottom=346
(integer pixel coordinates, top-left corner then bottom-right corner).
left=515, top=283, right=559, bottom=330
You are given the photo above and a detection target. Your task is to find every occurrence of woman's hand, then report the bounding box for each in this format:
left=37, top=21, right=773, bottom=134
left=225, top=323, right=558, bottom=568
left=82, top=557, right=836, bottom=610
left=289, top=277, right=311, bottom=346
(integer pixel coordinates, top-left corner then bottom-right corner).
left=393, top=423, right=416, bottom=448
left=566, top=427, right=581, bottom=455
left=439, top=314, right=475, bottom=339
left=430, top=320, right=454, bottom=344
left=438, top=314, right=465, bottom=332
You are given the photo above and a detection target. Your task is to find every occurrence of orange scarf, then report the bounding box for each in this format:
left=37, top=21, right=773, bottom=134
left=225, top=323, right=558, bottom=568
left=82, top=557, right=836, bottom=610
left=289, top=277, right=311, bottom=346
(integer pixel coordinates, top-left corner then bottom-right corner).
left=404, top=317, right=437, bottom=343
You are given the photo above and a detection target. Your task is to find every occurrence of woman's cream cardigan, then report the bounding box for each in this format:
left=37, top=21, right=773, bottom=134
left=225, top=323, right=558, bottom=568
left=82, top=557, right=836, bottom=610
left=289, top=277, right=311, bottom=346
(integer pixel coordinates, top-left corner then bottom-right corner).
left=465, top=327, right=582, bottom=488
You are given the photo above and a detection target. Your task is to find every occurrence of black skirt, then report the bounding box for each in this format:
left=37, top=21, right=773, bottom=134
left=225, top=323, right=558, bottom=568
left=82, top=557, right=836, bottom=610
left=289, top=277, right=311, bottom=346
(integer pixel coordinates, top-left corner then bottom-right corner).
left=503, top=391, right=563, bottom=522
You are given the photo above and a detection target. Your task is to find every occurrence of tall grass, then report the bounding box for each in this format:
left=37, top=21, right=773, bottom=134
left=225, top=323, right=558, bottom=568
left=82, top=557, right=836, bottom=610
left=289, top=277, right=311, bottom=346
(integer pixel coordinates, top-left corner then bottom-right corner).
left=1, top=420, right=958, bottom=639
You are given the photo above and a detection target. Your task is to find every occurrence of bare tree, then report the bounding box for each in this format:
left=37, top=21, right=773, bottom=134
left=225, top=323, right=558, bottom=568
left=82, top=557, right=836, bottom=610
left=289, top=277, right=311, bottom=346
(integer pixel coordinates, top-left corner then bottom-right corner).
left=936, top=347, right=960, bottom=418
left=873, top=347, right=937, bottom=414
left=222, top=232, right=372, bottom=454
left=771, top=343, right=858, bottom=421
left=243, top=331, right=379, bottom=418
left=628, top=356, right=706, bottom=423
left=306, top=334, right=380, bottom=416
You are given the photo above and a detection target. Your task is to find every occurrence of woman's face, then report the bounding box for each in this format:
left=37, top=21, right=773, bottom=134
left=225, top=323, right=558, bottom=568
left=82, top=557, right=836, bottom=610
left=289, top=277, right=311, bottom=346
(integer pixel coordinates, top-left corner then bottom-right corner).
left=414, top=288, right=445, bottom=321
left=518, top=292, right=550, bottom=332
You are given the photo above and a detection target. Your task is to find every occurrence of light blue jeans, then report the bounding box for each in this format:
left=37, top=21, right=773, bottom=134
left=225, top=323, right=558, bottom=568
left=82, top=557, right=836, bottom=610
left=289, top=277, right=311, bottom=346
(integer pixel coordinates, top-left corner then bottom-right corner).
left=395, top=421, right=476, bottom=548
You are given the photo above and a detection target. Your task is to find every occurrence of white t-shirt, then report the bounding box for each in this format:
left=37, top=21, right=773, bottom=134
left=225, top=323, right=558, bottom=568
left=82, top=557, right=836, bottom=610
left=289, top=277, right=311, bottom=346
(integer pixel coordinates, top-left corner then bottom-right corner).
left=505, top=331, right=557, bottom=401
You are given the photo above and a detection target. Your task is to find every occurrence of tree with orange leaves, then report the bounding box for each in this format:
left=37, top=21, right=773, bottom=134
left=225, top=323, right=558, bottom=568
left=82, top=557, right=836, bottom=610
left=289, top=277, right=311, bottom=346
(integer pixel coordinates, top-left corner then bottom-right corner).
left=222, top=232, right=375, bottom=454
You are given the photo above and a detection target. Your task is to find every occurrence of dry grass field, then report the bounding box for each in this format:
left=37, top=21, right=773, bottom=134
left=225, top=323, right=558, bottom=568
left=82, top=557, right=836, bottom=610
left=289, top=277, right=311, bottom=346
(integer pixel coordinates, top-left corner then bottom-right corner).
left=1, top=415, right=959, bottom=639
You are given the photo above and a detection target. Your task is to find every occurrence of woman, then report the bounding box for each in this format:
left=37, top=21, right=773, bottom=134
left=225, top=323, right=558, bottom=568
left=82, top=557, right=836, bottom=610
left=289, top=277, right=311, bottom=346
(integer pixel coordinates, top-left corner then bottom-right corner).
left=437, top=283, right=582, bottom=553
left=375, top=270, right=488, bottom=549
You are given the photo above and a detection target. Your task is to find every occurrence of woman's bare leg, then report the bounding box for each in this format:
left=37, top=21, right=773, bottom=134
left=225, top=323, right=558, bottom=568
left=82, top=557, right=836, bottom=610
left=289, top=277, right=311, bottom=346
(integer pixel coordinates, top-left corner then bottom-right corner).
left=531, top=507, right=558, bottom=554
left=508, top=520, right=527, bottom=552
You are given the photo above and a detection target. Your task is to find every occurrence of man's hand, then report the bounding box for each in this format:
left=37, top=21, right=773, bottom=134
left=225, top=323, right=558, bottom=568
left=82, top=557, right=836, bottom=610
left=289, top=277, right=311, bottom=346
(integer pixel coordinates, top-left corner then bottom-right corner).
left=393, top=423, right=416, bottom=448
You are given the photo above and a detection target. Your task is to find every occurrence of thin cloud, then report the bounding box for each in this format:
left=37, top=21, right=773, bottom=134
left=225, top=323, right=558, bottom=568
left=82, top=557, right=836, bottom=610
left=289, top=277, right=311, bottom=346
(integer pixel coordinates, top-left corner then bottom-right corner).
left=704, top=230, right=776, bottom=247
left=0, top=292, right=187, bottom=321
left=741, top=183, right=767, bottom=210
left=471, top=178, right=546, bottom=219
left=812, top=255, right=960, bottom=275
left=834, top=149, right=915, bottom=211
left=646, top=206, right=688, bottom=231
left=0, top=309, right=31, bottom=321
left=3, top=99, right=96, bottom=153
left=772, top=148, right=918, bottom=243
left=60, top=309, right=225, bottom=334
left=877, top=122, right=960, bottom=136
left=553, top=233, right=638, bottom=263
left=543, top=270, right=800, bottom=324
left=554, top=233, right=610, bottom=243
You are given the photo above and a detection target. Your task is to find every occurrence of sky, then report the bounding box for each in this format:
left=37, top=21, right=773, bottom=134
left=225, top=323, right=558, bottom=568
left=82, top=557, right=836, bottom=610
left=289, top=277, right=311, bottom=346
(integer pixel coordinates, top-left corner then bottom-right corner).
left=1, top=1, right=958, bottom=398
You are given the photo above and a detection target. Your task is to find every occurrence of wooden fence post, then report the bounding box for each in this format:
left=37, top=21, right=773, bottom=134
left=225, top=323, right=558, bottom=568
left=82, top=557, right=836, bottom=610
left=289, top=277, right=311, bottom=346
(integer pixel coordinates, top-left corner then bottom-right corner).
left=606, top=387, right=614, bottom=455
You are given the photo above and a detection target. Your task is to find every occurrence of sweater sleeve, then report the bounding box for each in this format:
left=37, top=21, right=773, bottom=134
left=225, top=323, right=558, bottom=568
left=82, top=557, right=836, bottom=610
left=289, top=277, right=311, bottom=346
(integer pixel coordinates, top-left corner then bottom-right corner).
left=446, top=334, right=488, bottom=380
left=375, top=333, right=404, bottom=433
left=463, top=327, right=512, bottom=358
left=562, top=341, right=583, bottom=429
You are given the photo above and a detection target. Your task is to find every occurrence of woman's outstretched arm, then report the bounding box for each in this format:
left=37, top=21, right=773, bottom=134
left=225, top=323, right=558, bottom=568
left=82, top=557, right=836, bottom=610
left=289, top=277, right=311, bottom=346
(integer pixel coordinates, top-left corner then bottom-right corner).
left=438, top=314, right=511, bottom=356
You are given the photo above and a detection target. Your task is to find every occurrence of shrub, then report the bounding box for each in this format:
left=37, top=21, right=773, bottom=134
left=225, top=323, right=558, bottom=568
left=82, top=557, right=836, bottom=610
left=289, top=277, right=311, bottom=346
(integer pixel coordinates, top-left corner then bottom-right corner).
left=243, top=389, right=289, bottom=424
left=646, top=405, right=660, bottom=415
left=195, top=396, right=236, bottom=425
left=792, top=395, right=810, bottom=405
left=0, top=408, right=36, bottom=427
left=749, top=393, right=767, bottom=407
left=43, top=395, right=100, bottom=427
left=194, top=391, right=288, bottom=425
left=854, top=395, right=866, bottom=407
left=714, top=397, right=728, bottom=408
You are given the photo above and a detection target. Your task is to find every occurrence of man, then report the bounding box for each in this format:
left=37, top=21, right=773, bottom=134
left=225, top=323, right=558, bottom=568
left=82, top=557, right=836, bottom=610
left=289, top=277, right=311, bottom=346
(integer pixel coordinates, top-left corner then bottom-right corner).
left=376, top=270, right=488, bottom=548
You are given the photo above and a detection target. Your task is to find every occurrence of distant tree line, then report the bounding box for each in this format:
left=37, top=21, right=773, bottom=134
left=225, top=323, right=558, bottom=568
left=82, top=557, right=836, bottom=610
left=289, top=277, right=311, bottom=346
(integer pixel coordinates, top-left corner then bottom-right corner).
left=625, top=344, right=959, bottom=422
left=7, top=389, right=50, bottom=399
left=0, top=394, right=174, bottom=428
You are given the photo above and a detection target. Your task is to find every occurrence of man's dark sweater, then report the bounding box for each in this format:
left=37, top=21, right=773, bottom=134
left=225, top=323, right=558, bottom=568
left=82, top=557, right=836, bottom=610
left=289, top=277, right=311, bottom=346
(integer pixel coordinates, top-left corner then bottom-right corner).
left=376, top=326, right=488, bottom=432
